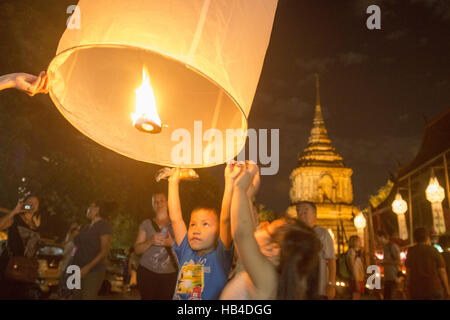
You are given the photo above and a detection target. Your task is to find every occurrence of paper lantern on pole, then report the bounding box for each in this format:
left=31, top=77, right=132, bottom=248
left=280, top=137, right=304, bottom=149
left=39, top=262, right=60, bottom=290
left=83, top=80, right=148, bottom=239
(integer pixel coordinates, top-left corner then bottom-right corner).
left=426, top=176, right=446, bottom=234
left=392, top=192, right=408, bottom=240
left=354, top=212, right=366, bottom=245
left=48, top=0, right=279, bottom=167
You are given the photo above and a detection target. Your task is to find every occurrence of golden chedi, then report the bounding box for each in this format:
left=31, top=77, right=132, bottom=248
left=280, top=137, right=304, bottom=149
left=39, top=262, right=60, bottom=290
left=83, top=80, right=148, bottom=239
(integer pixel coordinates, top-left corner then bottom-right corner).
left=288, top=75, right=358, bottom=248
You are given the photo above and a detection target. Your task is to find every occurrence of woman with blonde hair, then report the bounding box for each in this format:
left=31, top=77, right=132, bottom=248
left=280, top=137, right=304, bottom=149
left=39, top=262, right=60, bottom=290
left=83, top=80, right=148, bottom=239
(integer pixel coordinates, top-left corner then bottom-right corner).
left=346, top=235, right=365, bottom=300
left=229, top=163, right=321, bottom=299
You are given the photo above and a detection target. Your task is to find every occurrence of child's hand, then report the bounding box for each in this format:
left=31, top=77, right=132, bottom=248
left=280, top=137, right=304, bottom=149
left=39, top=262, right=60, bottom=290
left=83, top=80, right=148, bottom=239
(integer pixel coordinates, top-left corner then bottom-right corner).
left=224, top=161, right=241, bottom=184
left=14, top=71, right=49, bottom=96
left=168, top=167, right=181, bottom=184
left=247, top=164, right=260, bottom=198
left=234, top=162, right=259, bottom=191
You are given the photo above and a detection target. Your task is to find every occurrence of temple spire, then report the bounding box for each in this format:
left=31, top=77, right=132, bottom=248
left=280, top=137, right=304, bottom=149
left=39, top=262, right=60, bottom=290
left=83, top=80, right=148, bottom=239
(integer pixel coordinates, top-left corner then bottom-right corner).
left=315, top=73, right=320, bottom=107
left=314, top=74, right=324, bottom=124
left=297, top=74, right=344, bottom=167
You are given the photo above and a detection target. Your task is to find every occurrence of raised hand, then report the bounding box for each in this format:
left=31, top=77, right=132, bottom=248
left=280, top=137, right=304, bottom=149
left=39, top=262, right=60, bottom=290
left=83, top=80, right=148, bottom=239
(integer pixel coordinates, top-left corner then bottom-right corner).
left=224, top=161, right=241, bottom=184
left=11, top=199, right=25, bottom=216
left=234, top=162, right=259, bottom=191
left=14, top=71, right=49, bottom=96
left=168, top=167, right=181, bottom=184
left=247, top=162, right=261, bottom=198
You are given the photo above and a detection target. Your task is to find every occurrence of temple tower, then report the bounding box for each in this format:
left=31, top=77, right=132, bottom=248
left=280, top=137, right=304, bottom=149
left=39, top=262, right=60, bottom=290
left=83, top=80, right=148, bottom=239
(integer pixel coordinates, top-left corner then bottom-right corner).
left=288, top=75, right=358, bottom=249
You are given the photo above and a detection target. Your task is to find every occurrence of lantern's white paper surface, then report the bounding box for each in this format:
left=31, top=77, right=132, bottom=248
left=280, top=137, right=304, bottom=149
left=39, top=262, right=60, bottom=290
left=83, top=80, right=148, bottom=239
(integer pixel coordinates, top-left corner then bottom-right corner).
left=397, top=213, right=408, bottom=240
left=48, top=0, right=278, bottom=167
left=431, top=202, right=446, bottom=235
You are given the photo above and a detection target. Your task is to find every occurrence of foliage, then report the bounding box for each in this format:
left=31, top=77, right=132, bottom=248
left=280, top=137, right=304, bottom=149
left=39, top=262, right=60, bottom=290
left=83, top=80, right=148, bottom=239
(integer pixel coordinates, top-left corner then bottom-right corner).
left=257, top=204, right=277, bottom=222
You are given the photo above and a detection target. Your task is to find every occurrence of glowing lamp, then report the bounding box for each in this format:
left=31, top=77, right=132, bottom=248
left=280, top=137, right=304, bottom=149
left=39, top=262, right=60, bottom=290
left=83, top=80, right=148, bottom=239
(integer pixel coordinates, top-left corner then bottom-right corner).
left=354, top=213, right=367, bottom=229
left=392, top=192, right=408, bottom=240
left=400, top=251, right=406, bottom=260
left=375, top=252, right=384, bottom=260
left=426, top=177, right=445, bottom=203
left=426, top=176, right=446, bottom=234
left=354, top=212, right=366, bottom=245
left=392, top=192, right=407, bottom=215
left=48, top=0, right=279, bottom=167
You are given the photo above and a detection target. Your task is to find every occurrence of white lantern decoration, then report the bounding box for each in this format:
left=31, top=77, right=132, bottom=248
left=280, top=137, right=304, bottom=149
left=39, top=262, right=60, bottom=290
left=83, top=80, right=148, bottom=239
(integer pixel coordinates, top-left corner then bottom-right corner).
left=426, top=176, right=446, bottom=234
left=392, top=192, right=408, bottom=240
left=354, top=212, right=367, bottom=245
left=48, top=0, right=279, bottom=167
left=354, top=213, right=367, bottom=229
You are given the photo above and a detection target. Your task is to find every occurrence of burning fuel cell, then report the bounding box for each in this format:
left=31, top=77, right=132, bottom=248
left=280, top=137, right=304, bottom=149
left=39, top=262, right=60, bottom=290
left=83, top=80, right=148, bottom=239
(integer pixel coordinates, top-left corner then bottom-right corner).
left=131, top=67, right=162, bottom=133
left=155, top=167, right=199, bottom=182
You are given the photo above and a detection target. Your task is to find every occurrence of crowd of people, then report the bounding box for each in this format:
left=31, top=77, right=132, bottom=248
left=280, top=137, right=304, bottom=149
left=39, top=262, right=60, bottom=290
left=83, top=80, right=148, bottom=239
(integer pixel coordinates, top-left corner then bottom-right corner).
left=0, top=72, right=449, bottom=300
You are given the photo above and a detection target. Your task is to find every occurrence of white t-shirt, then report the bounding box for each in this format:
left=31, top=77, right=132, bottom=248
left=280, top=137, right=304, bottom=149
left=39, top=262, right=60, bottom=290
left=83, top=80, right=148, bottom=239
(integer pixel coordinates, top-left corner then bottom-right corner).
left=219, top=270, right=253, bottom=300
left=347, top=248, right=365, bottom=281
left=313, top=226, right=336, bottom=296
left=220, top=226, right=277, bottom=300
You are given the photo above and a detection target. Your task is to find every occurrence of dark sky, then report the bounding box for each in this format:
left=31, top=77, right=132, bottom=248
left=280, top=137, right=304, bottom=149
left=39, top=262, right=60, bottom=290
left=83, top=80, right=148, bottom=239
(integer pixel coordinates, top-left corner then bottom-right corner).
left=247, top=0, right=450, bottom=211
left=1, top=0, right=450, bottom=213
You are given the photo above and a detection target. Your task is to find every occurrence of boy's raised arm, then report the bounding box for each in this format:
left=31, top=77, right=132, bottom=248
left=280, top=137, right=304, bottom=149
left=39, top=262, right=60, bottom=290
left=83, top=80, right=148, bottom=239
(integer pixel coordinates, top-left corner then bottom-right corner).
left=220, top=163, right=240, bottom=250
left=168, top=167, right=187, bottom=246
left=231, top=164, right=277, bottom=299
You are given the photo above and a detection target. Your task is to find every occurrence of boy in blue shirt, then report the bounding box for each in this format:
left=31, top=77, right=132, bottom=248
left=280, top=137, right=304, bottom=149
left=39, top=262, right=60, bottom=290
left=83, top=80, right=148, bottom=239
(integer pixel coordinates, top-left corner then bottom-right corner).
left=168, top=165, right=238, bottom=300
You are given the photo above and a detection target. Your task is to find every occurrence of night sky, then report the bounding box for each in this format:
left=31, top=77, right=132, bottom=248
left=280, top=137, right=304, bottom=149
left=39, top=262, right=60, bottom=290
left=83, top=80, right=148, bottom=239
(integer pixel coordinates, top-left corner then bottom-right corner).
left=249, top=0, right=450, bottom=211
left=1, top=0, right=450, bottom=213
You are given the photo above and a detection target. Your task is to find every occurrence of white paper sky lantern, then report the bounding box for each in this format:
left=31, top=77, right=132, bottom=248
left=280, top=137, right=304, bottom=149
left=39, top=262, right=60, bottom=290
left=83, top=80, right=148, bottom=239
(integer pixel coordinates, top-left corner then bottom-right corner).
left=48, top=0, right=279, bottom=167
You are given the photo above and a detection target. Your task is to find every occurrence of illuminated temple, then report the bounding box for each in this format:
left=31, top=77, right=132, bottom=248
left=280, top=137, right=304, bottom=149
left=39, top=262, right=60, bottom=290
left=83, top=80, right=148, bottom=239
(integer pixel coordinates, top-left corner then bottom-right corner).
left=288, top=75, right=358, bottom=249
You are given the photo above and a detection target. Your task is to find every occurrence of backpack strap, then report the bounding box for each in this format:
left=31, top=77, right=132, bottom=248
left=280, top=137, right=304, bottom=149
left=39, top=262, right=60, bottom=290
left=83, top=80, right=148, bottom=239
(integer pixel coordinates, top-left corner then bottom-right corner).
left=150, top=219, right=179, bottom=271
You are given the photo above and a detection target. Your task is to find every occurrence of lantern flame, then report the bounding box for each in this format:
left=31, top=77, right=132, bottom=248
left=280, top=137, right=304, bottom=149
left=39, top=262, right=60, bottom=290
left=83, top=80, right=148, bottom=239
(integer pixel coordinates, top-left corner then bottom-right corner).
left=131, top=67, right=162, bottom=133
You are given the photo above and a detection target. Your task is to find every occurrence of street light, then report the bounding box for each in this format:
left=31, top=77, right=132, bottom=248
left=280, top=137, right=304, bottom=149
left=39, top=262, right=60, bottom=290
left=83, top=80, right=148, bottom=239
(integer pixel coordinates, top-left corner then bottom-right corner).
left=426, top=175, right=446, bottom=234
left=392, top=192, right=408, bottom=240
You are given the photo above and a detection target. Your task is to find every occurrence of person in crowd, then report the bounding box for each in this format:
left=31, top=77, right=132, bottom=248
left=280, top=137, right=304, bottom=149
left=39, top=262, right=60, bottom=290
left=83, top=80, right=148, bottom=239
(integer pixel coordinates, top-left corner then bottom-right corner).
left=123, top=246, right=135, bottom=293
left=0, top=72, right=48, bottom=95
left=406, top=227, right=449, bottom=299
left=0, top=196, right=42, bottom=299
left=134, top=192, right=178, bottom=300
left=220, top=162, right=290, bottom=300
left=60, top=223, right=81, bottom=272
left=229, top=162, right=321, bottom=299
left=70, top=201, right=114, bottom=300
left=296, top=201, right=336, bottom=299
left=220, top=216, right=287, bottom=299
left=168, top=166, right=234, bottom=300
left=346, top=235, right=365, bottom=300
left=439, top=235, right=450, bottom=281
left=56, top=223, right=81, bottom=299
left=377, top=230, right=401, bottom=300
